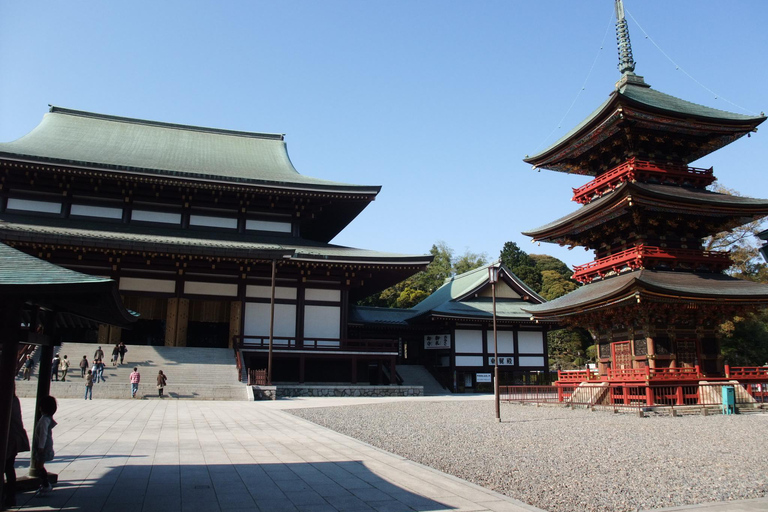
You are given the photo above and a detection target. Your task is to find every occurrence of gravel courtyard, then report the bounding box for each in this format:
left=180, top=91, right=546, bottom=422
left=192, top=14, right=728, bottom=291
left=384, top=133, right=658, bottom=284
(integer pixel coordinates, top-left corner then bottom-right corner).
left=290, top=400, right=768, bottom=512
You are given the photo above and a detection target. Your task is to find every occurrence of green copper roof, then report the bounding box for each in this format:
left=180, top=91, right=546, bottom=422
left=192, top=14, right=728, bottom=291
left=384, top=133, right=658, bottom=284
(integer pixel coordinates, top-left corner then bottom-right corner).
left=0, top=242, right=137, bottom=327
left=409, top=262, right=545, bottom=320
left=523, top=269, right=768, bottom=319
left=0, top=220, right=431, bottom=264
left=524, top=80, right=766, bottom=167
left=0, top=107, right=381, bottom=194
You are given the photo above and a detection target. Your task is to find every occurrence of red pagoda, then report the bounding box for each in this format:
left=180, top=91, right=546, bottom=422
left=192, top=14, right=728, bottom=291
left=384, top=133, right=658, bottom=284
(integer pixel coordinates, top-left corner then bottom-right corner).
left=522, top=1, right=768, bottom=404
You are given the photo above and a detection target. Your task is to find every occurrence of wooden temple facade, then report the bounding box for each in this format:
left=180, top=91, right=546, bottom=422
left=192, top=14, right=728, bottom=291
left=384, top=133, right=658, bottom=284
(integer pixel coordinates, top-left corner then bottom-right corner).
left=521, top=0, right=768, bottom=398
left=0, top=106, right=434, bottom=384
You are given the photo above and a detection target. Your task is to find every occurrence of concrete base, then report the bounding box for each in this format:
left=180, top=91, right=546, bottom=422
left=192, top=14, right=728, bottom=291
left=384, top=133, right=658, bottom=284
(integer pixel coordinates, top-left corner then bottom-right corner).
left=252, top=384, right=423, bottom=400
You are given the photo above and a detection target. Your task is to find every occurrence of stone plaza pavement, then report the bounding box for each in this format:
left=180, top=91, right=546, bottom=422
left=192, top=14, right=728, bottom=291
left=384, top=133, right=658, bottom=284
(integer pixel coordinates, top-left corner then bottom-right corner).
left=8, top=395, right=768, bottom=512
left=10, top=396, right=543, bottom=512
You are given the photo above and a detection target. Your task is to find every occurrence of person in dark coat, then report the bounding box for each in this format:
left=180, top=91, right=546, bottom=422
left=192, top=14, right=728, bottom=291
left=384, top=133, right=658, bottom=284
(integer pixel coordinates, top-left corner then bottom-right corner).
left=3, top=390, right=29, bottom=508
left=118, top=342, right=127, bottom=365
left=157, top=370, right=168, bottom=398
left=22, top=355, right=33, bottom=380
left=79, top=356, right=88, bottom=378
left=51, top=354, right=60, bottom=381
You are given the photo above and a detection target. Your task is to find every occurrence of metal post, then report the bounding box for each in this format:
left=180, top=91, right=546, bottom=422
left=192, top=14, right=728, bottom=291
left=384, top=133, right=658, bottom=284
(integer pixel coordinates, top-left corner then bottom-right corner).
left=493, top=280, right=499, bottom=422
left=268, top=259, right=276, bottom=386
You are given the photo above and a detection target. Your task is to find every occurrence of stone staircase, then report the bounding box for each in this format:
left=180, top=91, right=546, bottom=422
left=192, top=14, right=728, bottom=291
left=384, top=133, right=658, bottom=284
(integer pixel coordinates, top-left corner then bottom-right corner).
left=14, top=343, right=249, bottom=401
left=396, top=365, right=449, bottom=396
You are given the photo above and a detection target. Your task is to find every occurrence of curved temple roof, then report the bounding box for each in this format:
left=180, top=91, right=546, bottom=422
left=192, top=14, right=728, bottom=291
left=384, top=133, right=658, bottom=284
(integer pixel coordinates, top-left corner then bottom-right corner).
left=0, top=107, right=381, bottom=194
left=524, top=79, right=766, bottom=173
left=523, top=270, right=768, bottom=319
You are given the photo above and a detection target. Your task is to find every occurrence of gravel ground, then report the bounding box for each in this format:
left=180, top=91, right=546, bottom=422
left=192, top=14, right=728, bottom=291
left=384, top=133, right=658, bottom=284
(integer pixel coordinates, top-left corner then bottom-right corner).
left=290, top=401, right=768, bottom=512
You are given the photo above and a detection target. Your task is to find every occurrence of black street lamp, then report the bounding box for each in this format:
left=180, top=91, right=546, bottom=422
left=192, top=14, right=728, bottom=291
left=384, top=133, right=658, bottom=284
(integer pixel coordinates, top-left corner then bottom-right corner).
left=488, top=264, right=500, bottom=422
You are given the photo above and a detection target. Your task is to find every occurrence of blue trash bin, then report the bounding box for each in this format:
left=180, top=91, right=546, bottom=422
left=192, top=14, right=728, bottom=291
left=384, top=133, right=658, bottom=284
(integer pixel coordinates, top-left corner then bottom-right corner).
left=722, top=385, right=735, bottom=415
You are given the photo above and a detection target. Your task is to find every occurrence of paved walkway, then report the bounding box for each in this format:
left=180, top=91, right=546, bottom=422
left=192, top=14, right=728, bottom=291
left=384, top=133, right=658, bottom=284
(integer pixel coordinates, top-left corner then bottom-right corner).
left=8, top=396, right=768, bottom=512
left=10, top=397, right=542, bottom=512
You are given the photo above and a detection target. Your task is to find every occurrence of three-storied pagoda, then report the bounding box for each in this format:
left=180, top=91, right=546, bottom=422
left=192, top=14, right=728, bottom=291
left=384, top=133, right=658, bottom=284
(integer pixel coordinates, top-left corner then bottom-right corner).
left=522, top=1, right=768, bottom=383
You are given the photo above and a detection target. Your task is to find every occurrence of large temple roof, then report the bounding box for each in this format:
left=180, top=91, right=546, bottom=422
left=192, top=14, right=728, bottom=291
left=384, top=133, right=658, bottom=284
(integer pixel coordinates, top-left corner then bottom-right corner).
left=523, top=269, right=768, bottom=319
left=0, top=107, right=381, bottom=194
left=523, top=181, right=768, bottom=242
left=524, top=78, right=766, bottom=173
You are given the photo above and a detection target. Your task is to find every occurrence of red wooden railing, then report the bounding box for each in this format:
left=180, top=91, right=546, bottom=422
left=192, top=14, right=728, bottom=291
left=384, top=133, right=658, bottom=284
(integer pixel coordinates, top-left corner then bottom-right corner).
left=571, top=245, right=731, bottom=283
left=501, top=380, right=768, bottom=411
left=725, top=365, right=768, bottom=379
left=571, top=157, right=715, bottom=205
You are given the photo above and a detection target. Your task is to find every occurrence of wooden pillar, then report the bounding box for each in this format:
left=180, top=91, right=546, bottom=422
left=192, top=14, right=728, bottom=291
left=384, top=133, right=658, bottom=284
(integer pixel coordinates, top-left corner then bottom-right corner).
left=165, top=298, right=178, bottom=346
left=176, top=299, right=189, bottom=347
left=646, top=336, right=656, bottom=370
left=351, top=357, right=357, bottom=384
left=299, top=355, right=305, bottom=384
left=0, top=300, right=22, bottom=504
left=98, top=324, right=110, bottom=344
left=229, top=301, right=242, bottom=349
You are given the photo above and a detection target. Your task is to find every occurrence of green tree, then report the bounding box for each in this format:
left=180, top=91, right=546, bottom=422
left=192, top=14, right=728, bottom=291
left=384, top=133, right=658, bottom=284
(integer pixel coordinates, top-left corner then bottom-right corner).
left=539, top=270, right=579, bottom=301
left=499, top=241, right=541, bottom=292
left=718, top=311, right=768, bottom=366
left=547, top=327, right=593, bottom=370
left=530, top=254, right=573, bottom=280
left=453, top=250, right=487, bottom=276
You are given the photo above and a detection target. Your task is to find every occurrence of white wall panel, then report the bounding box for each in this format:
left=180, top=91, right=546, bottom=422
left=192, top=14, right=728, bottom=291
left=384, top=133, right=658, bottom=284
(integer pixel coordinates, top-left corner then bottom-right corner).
left=455, top=330, right=483, bottom=353
left=184, top=281, right=238, bottom=297
left=304, top=305, right=340, bottom=346
left=243, top=303, right=296, bottom=342
left=246, top=285, right=297, bottom=300
left=132, top=210, right=181, bottom=224
left=456, top=355, right=483, bottom=367
left=246, top=219, right=291, bottom=233
left=305, top=289, right=341, bottom=302
left=71, top=204, right=123, bottom=219
left=189, top=214, right=237, bottom=229
left=518, top=356, right=546, bottom=367
left=119, top=277, right=176, bottom=294
left=7, top=198, right=61, bottom=214
left=518, top=331, right=544, bottom=354
left=492, top=331, right=515, bottom=353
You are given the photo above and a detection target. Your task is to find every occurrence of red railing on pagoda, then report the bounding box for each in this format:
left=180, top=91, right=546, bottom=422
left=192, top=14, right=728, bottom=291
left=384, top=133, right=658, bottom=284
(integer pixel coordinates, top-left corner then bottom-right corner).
left=571, top=245, right=731, bottom=283
left=571, top=158, right=715, bottom=205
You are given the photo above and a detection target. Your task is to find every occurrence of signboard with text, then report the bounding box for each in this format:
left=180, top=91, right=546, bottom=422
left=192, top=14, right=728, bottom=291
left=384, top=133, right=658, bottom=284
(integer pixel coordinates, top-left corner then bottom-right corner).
left=476, top=373, right=492, bottom=383
left=488, top=356, right=514, bottom=366
left=424, top=334, right=451, bottom=350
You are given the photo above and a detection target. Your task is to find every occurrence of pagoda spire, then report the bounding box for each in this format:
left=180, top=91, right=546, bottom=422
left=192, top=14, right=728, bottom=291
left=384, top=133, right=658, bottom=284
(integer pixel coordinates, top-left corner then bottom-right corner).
left=615, top=0, right=636, bottom=75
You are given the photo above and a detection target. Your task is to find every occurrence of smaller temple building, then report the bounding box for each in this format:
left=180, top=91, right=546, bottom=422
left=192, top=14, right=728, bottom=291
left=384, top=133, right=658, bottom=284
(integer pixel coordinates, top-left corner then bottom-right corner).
left=350, top=263, right=553, bottom=392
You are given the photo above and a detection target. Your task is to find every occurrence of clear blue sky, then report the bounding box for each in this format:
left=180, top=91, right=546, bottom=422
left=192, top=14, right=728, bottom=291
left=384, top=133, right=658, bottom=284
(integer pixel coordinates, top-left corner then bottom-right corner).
left=1, top=1, right=766, bottom=269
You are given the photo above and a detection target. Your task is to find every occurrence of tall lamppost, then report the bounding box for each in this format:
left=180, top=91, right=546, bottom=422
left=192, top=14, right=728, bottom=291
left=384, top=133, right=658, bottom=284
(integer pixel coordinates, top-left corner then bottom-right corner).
left=488, top=264, right=500, bottom=422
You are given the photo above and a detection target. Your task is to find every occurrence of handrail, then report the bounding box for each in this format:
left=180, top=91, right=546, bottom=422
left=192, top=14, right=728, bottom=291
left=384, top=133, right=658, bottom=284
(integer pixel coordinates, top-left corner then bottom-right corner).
left=571, top=157, right=715, bottom=204
left=572, top=245, right=730, bottom=283
left=726, top=365, right=768, bottom=379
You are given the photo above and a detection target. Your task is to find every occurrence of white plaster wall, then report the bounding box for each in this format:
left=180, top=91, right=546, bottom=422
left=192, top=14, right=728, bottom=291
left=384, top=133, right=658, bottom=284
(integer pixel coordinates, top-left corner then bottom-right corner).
left=246, top=219, right=291, bottom=233
left=305, top=289, right=341, bottom=302
left=243, top=303, right=296, bottom=342
left=518, top=356, right=546, bottom=367
left=184, top=281, right=238, bottom=297
left=518, top=331, right=544, bottom=354
left=189, top=214, right=237, bottom=229
left=456, top=355, right=483, bottom=367
left=246, top=285, right=297, bottom=300
left=71, top=204, right=123, bottom=219
left=455, top=330, right=483, bottom=353
left=7, top=198, right=61, bottom=214
left=119, top=277, right=176, bottom=294
left=132, top=210, right=182, bottom=224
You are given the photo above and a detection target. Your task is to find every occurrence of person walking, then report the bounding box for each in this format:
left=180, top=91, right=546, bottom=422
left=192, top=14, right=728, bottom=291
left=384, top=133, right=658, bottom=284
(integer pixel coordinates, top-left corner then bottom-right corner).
left=84, top=370, right=93, bottom=400
left=60, top=355, right=70, bottom=382
left=111, top=344, right=120, bottom=367
left=79, top=356, right=88, bottom=378
left=51, top=354, right=60, bottom=382
left=32, top=396, right=57, bottom=496
left=130, top=367, right=141, bottom=398
left=22, top=355, right=33, bottom=380
left=157, top=370, right=167, bottom=398
left=2, top=389, right=29, bottom=509
left=118, top=342, right=127, bottom=365
left=91, top=360, right=100, bottom=383
left=93, top=346, right=104, bottom=362
left=96, top=359, right=105, bottom=383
